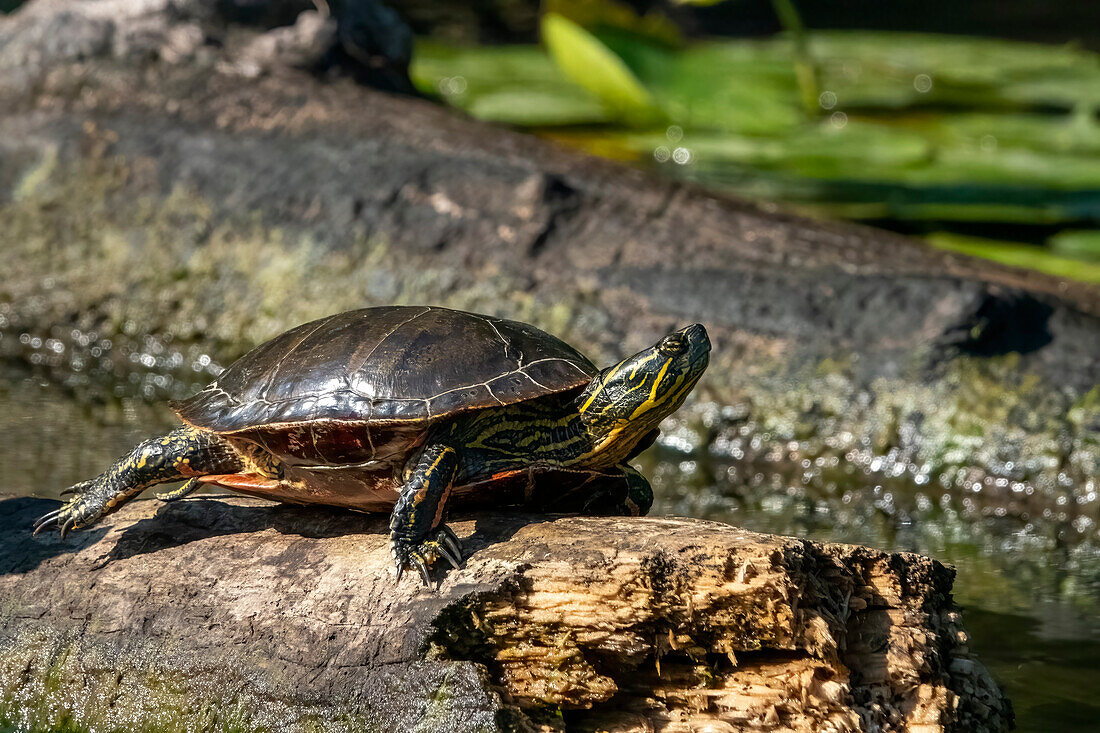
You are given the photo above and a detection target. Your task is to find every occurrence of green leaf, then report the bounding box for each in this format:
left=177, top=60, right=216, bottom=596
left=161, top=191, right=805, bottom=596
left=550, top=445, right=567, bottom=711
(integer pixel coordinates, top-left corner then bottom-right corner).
left=468, top=88, right=611, bottom=126
left=927, top=232, right=1100, bottom=283
left=540, top=13, right=664, bottom=125
left=545, top=0, right=684, bottom=47
left=410, top=40, right=611, bottom=126
left=1048, top=230, right=1100, bottom=261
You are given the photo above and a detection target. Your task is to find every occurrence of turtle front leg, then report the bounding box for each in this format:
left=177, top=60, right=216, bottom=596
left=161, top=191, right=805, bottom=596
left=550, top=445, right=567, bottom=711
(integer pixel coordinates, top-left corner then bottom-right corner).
left=34, top=426, right=243, bottom=537
left=580, top=464, right=654, bottom=517
left=390, top=442, right=464, bottom=587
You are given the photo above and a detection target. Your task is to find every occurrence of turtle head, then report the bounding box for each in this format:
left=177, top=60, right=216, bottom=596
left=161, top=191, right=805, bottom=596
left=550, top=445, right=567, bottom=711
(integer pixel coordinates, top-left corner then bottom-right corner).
left=577, top=323, right=710, bottom=464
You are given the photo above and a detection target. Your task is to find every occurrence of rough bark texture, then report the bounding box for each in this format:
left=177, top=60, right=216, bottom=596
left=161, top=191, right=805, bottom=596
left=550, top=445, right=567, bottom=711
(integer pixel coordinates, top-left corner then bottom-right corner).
left=0, top=495, right=1010, bottom=732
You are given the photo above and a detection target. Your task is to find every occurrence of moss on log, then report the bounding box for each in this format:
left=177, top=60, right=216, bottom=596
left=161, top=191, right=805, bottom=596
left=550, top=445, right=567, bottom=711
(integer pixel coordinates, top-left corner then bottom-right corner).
left=0, top=495, right=1010, bottom=732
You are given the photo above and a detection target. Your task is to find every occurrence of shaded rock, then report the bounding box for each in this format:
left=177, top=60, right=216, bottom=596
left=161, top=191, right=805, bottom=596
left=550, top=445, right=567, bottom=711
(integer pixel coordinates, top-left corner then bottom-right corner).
left=0, top=0, right=412, bottom=94
left=235, top=9, right=337, bottom=77
left=0, top=495, right=1011, bottom=731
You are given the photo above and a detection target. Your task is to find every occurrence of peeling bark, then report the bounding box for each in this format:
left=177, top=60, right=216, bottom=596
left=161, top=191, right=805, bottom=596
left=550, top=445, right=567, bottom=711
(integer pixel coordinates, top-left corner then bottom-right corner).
left=0, top=496, right=1010, bottom=732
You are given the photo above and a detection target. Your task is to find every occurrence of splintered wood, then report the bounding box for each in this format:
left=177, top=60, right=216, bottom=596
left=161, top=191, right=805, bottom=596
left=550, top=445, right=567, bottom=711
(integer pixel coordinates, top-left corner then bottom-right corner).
left=427, top=517, right=1010, bottom=732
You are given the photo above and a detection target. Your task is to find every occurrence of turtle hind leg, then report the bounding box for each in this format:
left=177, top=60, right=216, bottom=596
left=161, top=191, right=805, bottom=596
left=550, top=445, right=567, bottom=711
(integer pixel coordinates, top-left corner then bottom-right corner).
left=580, top=465, right=654, bottom=517
left=237, top=442, right=283, bottom=480
left=33, top=426, right=243, bottom=538
left=156, top=477, right=203, bottom=502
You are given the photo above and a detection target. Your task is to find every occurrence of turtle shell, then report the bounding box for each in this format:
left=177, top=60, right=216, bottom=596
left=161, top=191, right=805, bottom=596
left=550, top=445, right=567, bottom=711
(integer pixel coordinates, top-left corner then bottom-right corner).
left=173, top=306, right=597, bottom=465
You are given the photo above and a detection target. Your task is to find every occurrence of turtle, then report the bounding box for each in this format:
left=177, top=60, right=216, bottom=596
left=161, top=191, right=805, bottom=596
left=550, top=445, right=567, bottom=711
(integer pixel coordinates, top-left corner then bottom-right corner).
left=34, top=306, right=710, bottom=585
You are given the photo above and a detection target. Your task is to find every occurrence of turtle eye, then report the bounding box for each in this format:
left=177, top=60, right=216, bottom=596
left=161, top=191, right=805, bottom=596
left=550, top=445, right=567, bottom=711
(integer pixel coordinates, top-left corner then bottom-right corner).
left=658, top=334, right=687, bottom=356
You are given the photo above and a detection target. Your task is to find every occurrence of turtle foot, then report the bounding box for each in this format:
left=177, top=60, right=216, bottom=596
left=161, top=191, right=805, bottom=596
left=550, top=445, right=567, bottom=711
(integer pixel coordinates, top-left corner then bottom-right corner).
left=392, top=525, right=464, bottom=588
left=32, top=484, right=108, bottom=538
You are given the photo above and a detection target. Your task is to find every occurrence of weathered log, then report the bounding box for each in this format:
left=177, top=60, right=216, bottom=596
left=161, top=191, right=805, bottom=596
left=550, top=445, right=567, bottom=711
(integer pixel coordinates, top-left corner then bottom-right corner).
left=0, top=495, right=1009, bottom=732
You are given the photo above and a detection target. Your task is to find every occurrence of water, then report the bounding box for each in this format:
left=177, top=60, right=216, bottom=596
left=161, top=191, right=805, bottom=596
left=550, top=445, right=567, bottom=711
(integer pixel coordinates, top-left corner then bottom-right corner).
left=2, top=367, right=1098, bottom=732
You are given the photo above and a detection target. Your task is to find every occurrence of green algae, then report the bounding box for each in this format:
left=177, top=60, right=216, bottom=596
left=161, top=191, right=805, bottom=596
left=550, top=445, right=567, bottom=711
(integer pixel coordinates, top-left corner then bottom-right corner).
left=693, top=350, right=1096, bottom=493
left=0, top=640, right=409, bottom=733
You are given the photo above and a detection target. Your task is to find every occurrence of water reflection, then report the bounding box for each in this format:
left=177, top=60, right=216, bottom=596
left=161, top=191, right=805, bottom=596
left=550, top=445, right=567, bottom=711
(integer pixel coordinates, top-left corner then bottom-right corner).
left=0, top=369, right=178, bottom=498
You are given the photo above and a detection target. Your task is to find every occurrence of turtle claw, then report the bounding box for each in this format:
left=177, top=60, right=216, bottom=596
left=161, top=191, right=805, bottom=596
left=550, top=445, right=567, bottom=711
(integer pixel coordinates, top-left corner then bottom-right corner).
left=413, top=556, right=432, bottom=587
left=393, top=549, right=435, bottom=589
left=439, top=525, right=463, bottom=561
left=393, top=526, right=465, bottom=588
left=36, top=476, right=103, bottom=538
left=437, top=543, right=462, bottom=570
left=32, top=491, right=103, bottom=540
left=32, top=509, right=63, bottom=536
left=59, top=479, right=95, bottom=498
left=59, top=516, right=78, bottom=539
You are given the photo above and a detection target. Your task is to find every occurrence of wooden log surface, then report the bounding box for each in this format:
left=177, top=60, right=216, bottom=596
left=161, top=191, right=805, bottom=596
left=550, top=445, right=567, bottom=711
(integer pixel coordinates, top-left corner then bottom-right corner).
left=0, top=495, right=1010, bottom=732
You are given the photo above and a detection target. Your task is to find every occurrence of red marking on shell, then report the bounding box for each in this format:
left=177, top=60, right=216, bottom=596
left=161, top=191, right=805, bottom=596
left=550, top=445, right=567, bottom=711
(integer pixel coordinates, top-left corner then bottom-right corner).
left=198, top=473, right=281, bottom=490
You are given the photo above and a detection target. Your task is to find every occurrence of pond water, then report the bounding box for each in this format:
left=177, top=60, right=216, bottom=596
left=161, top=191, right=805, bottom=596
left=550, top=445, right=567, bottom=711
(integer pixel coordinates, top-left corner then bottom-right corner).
left=1, top=366, right=1097, bottom=732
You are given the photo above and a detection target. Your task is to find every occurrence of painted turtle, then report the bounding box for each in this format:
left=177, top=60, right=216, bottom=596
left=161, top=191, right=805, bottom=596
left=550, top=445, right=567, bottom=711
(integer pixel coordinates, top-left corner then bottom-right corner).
left=34, top=306, right=710, bottom=584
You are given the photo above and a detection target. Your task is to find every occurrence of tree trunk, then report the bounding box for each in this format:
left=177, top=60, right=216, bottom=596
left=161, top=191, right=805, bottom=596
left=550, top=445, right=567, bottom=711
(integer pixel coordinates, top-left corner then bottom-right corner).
left=0, top=495, right=1010, bottom=732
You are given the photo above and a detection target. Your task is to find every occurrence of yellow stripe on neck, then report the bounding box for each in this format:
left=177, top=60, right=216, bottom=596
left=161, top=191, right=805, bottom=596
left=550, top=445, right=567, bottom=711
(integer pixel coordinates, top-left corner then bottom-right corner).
left=580, top=362, right=622, bottom=413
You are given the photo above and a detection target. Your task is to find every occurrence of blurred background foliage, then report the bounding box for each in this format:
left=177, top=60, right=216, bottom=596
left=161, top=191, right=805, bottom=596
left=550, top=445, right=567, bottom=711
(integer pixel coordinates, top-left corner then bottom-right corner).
left=2, top=1, right=1098, bottom=729
left=409, top=0, right=1100, bottom=282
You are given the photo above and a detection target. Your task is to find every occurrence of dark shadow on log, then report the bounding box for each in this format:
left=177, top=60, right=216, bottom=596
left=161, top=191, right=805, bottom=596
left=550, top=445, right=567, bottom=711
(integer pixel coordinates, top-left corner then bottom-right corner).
left=2, top=489, right=546, bottom=584
left=100, top=499, right=368, bottom=563
left=466, top=513, right=536, bottom=554
left=0, top=497, right=110, bottom=576
left=95, top=498, right=533, bottom=572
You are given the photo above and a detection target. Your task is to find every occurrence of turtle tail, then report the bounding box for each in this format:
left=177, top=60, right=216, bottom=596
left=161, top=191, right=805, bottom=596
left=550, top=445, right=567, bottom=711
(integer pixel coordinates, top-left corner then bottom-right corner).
left=33, top=426, right=243, bottom=537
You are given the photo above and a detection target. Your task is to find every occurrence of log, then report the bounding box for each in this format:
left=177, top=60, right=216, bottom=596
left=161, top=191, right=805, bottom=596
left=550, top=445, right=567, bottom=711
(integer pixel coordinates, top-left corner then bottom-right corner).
left=0, top=495, right=1010, bottom=732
